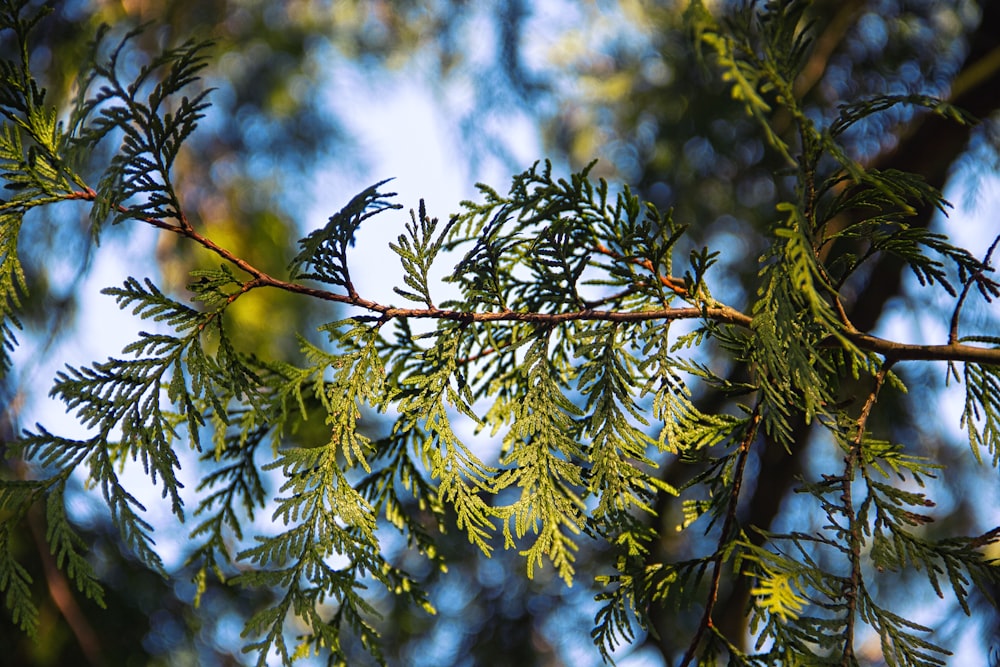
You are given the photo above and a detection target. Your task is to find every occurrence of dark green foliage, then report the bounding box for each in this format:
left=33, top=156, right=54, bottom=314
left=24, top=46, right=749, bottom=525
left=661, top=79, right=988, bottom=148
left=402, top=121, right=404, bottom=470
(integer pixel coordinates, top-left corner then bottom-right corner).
left=80, top=29, right=212, bottom=228
left=1, top=1, right=999, bottom=666
left=290, top=181, right=403, bottom=294
left=0, top=1, right=76, bottom=373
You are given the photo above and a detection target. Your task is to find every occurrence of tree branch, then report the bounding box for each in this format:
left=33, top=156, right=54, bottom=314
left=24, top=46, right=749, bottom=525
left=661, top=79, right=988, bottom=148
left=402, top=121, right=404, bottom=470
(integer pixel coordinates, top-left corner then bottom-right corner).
left=680, top=405, right=762, bottom=667
left=63, top=188, right=1000, bottom=367
left=26, top=503, right=104, bottom=666
left=840, top=359, right=895, bottom=664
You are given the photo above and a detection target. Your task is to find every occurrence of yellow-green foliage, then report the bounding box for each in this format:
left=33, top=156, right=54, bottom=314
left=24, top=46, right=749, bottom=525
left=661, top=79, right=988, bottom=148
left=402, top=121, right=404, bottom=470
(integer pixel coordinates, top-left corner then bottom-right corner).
left=1, top=1, right=999, bottom=666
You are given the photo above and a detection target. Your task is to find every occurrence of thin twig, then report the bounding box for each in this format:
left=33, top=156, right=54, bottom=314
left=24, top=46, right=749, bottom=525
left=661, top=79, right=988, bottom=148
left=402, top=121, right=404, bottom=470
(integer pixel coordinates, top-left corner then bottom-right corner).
left=679, top=404, right=762, bottom=667
left=592, top=242, right=689, bottom=296
left=949, top=233, right=1000, bottom=344
left=840, top=358, right=895, bottom=665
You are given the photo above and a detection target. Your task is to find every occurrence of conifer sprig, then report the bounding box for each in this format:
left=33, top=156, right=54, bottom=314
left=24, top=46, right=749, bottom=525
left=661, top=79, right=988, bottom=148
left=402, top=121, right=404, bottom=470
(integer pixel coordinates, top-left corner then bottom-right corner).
left=78, top=28, right=211, bottom=231
left=1, top=1, right=1000, bottom=665
left=290, top=181, right=402, bottom=298
left=0, top=0, right=83, bottom=373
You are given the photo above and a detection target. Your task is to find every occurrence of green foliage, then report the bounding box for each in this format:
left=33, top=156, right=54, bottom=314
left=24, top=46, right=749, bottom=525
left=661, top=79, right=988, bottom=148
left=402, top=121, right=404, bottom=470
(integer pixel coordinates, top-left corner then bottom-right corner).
left=81, top=28, right=212, bottom=229
left=290, top=181, right=403, bottom=295
left=961, top=351, right=1000, bottom=465
left=2, top=1, right=1000, bottom=666
left=0, top=1, right=79, bottom=373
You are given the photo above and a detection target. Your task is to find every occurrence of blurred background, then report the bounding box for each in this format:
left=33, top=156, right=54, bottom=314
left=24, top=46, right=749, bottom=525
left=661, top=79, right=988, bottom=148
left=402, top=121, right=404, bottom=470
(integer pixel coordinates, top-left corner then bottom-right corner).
left=2, top=1, right=999, bottom=665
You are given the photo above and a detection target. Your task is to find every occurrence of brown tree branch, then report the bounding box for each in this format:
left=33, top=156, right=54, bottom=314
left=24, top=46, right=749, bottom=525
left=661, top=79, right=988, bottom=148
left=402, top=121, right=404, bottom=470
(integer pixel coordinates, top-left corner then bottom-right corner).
left=794, top=0, right=867, bottom=100
left=26, top=504, right=105, bottom=666
left=63, top=188, right=1000, bottom=367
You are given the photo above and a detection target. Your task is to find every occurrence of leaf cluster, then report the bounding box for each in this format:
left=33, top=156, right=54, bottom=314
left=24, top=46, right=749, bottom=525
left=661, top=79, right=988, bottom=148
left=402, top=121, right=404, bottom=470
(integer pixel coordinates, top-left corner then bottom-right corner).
left=1, top=1, right=999, bottom=666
